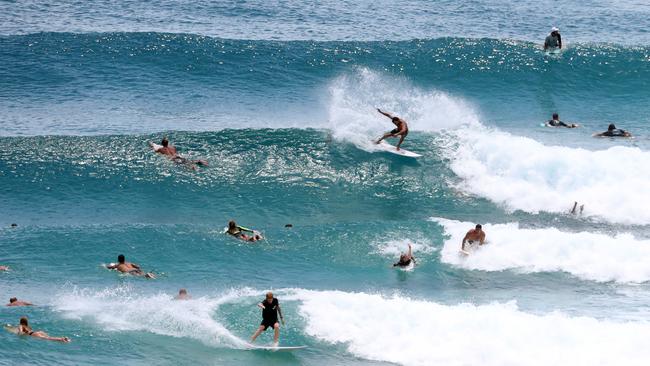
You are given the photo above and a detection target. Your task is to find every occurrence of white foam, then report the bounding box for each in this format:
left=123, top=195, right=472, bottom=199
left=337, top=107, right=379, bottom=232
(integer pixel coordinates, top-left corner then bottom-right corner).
left=373, top=238, right=435, bottom=257
left=443, top=125, right=650, bottom=225
left=432, top=217, right=650, bottom=283
left=52, top=286, right=254, bottom=348
left=327, top=68, right=479, bottom=151
left=291, top=289, right=650, bottom=366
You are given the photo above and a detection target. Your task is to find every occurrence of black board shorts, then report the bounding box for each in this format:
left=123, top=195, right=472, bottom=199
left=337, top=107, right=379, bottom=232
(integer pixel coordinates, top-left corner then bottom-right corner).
left=261, top=319, right=278, bottom=330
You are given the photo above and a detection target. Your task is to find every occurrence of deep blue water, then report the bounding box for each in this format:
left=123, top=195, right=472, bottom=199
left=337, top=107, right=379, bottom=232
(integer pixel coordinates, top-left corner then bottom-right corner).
left=1, top=1, right=650, bottom=365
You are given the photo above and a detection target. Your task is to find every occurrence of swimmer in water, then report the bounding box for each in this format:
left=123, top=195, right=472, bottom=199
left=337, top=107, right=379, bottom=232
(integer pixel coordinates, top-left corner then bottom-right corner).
left=7, top=297, right=33, bottom=307
left=376, top=108, right=409, bottom=151
left=14, top=316, right=70, bottom=343
left=106, top=254, right=155, bottom=279
left=393, top=243, right=416, bottom=267
left=150, top=137, right=208, bottom=168
left=544, top=27, right=562, bottom=51
left=462, top=224, right=486, bottom=251
left=227, top=220, right=263, bottom=242
left=594, top=123, right=632, bottom=137
left=547, top=113, right=578, bottom=128
left=175, top=288, right=190, bottom=300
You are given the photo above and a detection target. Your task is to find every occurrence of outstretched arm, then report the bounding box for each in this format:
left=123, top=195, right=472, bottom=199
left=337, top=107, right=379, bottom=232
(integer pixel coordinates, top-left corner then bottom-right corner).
left=377, top=108, right=394, bottom=119
left=479, top=232, right=486, bottom=245
left=461, top=232, right=469, bottom=250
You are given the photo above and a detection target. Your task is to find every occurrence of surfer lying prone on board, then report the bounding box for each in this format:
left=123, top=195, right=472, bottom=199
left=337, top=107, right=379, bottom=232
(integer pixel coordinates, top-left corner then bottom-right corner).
left=9, top=316, right=70, bottom=343
left=547, top=113, right=578, bottom=128
left=149, top=138, right=208, bottom=168
left=462, top=224, right=486, bottom=251
left=594, top=124, right=632, bottom=138
left=7, top=297, right=33, bottom=307
left=106, top=254, right=156, bottom=279
left=376, top=108, right=409, bottom=150
left=393, top=243, right=416, bottom=267
left=227, top=220, right=263, bottom=242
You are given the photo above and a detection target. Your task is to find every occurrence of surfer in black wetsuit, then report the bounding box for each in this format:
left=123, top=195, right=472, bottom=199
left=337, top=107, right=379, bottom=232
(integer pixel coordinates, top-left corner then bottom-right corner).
left=544, top=27, right=562, bottom=51
left=250, top=292, right=284, bottom=346
left=376, top=108, right=409, bottom=150
left=393, top=243, right=416, bottom=267
left=547, top=113, right=578, bottom=128
left=594, top=123, right=632, bottom=138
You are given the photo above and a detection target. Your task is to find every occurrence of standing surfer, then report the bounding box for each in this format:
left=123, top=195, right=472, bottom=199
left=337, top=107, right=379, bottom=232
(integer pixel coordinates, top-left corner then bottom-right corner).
left=376, top=108, right=409, bottom=151
left=250, top=292, right=285, bottom=346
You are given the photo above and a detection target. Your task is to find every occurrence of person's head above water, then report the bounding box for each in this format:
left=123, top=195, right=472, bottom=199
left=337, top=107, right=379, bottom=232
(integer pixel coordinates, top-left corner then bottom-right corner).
left=9, top=297, right=17, bottom=303
left=552, top=113, right=559, bottom=120
left=179, top=288, right=187, bottom=295
left=476, top=224, right=482, bottom=230
left=117, top=254, right=125, bottom=264
left=20, top=316, right=29, bottom=326
left=392, top=117, right=399, bottom=123
left=265, top=292, right=274, bottom=301
left=228, top=220, right=237, bottom=230
left=551, top=27, right=559, bottom=34
left=608, top=123, right=616, bottom=131
left=161, top=138, right=169, bottom=147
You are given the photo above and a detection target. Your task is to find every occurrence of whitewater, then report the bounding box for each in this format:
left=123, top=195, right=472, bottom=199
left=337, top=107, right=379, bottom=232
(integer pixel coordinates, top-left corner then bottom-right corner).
left=2, top=1, right=650, bottom=365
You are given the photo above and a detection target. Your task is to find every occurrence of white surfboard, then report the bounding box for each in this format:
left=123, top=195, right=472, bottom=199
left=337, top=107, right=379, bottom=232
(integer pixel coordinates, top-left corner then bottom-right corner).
left=4, top=324, right=20, bottom=335
left=375, top=141, right=421, bottom=158
left=248, top=345, right=307, bottom=352
left=150, top=143, right=163, bottom=151
left=459, top=249, right=471, bottom=256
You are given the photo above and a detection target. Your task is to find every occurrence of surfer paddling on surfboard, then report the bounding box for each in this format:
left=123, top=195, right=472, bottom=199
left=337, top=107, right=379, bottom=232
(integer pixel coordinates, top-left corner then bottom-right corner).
left=149, top=137, right=208, bottom=168
left=106, top=254, right=156, bottom=279
left=393, top=243, right=416, bottom=268
left=250, top=292, right=285, bottom=347
left=376, top=108, right=409, bottom=151
left=461, top=224, right=486, bottom=252
left=8, top=316, right=70, bottom=343
left=227, top=220, right=263, bottom=242
left=547, top=113, right=578, bottom=128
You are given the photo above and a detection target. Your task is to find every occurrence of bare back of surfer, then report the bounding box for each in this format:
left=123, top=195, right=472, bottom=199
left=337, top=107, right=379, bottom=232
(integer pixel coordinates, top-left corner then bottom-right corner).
left=376, top=108, right=409, bottom=150
left=106, top=254, right=155, bottom=279
left=227, top=220, right=263, bottom=242
left=462, top=224, right=486, bottom=251
left=15, top=316, right=70, bottom=343
left=7, top=297, right=33, bottom=307
left=150, top=138, right=208, bottom=168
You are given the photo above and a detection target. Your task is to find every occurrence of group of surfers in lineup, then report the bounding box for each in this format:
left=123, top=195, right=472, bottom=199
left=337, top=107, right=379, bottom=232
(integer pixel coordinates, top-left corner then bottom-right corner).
left=1, top=27, right=635, bottom=346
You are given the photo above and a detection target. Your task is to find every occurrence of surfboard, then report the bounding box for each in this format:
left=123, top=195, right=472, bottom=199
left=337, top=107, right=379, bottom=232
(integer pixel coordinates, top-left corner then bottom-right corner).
left=459, top=249, right=471, bottom=256
left=247, top=345, right=307, bottom=352
left=4, top=324, right=20, bottom=335
left=150, top=143, right=163, bottom=151
left=396, top=261, right=415, bottom=271
left=375, top=141, right=421, bottom=158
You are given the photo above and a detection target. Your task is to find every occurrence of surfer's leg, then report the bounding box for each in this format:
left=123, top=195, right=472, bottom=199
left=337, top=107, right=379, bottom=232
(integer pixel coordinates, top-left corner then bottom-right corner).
left=250, top=325, right=265, bottom=342
left=273, top=322, right=280, bottom=344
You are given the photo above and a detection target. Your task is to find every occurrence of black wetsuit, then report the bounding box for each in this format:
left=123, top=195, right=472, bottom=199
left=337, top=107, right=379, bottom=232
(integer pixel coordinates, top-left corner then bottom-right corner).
left=260, top=298, right=279, bottom=330
left=548, top=119, right=569, bottom=127
left=601, top=129, right=628, bottom=137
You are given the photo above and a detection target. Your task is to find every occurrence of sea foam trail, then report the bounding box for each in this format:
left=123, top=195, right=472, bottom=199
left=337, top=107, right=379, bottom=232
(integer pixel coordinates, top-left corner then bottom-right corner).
left=443, top=125, right=650, bottom=225
left=328, top=68, right=478, bottom=150
left=53, top=286, right=251, bottom=348
left=291, top=289, right=650, bottom=366
left=432, top=217, right=650, bottom=283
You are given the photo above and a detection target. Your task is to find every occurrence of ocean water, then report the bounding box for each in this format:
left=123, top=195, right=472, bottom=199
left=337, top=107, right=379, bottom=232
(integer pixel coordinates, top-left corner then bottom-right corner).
left=1, top=1, right=650, bottom=365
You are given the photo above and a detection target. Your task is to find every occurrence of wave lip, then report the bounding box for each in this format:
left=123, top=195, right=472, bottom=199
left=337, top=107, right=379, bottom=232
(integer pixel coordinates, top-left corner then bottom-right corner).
left=432, top=217, right=650, bottom=283
left=443, top=125, right=650, bottom=225
left=294, top=289, right=650, bottom=366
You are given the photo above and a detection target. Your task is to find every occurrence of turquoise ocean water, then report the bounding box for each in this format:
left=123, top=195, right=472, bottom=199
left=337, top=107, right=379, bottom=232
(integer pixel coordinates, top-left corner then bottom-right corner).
left=2, top=1, right=650, bottom=365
